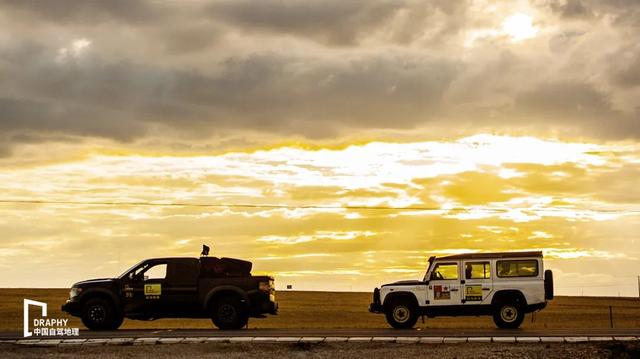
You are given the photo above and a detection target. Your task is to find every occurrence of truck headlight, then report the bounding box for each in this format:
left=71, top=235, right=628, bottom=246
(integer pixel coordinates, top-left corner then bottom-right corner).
left=259, top=281, right=271, bottom=292
left=70, top=287, right=82, bottom=298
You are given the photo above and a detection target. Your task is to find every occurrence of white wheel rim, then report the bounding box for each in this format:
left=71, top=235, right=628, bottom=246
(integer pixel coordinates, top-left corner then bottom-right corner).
left=393, top=305, right=410, bottom=323
left=500, top=305, right=518, bottom=322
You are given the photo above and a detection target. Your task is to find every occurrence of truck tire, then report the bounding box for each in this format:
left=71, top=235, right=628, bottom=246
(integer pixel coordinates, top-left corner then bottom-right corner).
left=492, top=302, right=525, bottom=329
left=384, top=297, right=419, bottom=329
left=81, top=298, right=122, bottom=330
left=211, top=296, right=249, bottom=330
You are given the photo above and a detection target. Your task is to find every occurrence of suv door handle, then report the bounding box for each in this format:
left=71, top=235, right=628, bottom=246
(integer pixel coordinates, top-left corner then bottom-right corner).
left=482, top=287, right=490, bottom=291
left=450, top=288, right=459, bottom=292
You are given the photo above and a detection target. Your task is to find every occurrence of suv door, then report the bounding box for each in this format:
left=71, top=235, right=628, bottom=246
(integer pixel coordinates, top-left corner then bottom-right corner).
left=462, top=261, right=492, bottom=305
left=427, top=261, right=462, bottom=306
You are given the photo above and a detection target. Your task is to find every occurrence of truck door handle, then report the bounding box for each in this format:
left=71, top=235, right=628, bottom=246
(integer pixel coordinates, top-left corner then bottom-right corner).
left=451, top=288, right=459, bottom=292
left=482, top=287, right=490, bottom=291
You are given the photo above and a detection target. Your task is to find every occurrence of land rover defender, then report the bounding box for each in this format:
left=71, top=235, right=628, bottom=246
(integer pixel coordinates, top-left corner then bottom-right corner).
left=62, top=253, right=277, bottom=330
left=369, top=251, right=553, bottom=329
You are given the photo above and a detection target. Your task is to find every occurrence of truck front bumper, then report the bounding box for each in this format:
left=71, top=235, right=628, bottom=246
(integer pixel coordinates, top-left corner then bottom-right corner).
left=61, top=300, right=81, bottom=317
left=268, top=300, right=278, bottom=315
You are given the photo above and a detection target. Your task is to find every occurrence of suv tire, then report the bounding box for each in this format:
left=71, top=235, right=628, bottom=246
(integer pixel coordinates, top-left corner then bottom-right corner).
left=81, top=298, right=122, bottom=330
left=492, top=302, right=525, bottom=329
left=211, top=296, right=249, bottom=330
left=384, top=297, right=419, bottom=329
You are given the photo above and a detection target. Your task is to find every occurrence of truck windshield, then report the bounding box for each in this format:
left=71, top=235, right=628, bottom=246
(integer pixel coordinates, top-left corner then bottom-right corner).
left=117, top=260, right=145, bottom=279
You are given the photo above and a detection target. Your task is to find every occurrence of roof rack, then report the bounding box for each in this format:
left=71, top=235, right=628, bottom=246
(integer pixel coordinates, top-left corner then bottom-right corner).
left=437, top=251, right=543, bottom=260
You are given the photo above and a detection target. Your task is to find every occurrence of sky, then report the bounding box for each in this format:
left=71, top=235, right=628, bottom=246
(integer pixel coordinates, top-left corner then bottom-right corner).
left=0, top=0, right=639, bottom=296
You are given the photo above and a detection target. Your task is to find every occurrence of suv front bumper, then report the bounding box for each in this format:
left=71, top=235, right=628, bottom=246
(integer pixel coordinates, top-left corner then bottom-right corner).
left=369, top=287, right=383, bottom=313
left=369, top=302, right=383, bottom=313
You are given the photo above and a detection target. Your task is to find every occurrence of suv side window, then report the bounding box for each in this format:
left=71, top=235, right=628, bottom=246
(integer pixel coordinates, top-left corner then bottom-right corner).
left=496, top=260, right=538, bottom=277
left=430, top=263, right=458, bottom=280
left=465, top=262, right=490, bottom=279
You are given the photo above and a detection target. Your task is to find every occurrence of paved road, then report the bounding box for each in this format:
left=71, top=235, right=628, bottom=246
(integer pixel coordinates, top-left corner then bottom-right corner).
left=2, top=328, right=640, bottom=340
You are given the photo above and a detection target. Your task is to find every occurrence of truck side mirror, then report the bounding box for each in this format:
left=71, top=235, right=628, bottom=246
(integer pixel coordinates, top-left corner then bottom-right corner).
left=144, top=275, right=149, bottom=281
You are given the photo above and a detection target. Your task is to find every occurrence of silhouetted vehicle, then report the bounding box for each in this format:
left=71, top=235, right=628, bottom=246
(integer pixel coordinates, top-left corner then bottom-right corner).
left=369, top=251, right=553, bottom=329
left=62, top=253, right=277, bottom=330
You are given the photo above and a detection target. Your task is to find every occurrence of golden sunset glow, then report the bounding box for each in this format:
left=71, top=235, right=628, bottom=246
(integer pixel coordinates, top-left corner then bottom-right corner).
left=1, top=135, right=638, bottom=295
left=1, top=0, right=639, bottom=298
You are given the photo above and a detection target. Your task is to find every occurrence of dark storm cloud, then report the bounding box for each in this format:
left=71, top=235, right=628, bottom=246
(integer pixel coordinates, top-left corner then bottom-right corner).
left=513, top=82, right=639, bottom=138
left=0, top=0, right=167, bottom=25
left=209, top=0, right=404, bottom=46
left=608, top=45, right=640, bottom=88
left=549, top=0, right=592, bottom=18
left=1, top=0, right=640, bottom=157
left=514, top=82, right=611, bottom=118
left=209, top=0, right=469, bottom=46
left=0, top=35, right=459, bottom=150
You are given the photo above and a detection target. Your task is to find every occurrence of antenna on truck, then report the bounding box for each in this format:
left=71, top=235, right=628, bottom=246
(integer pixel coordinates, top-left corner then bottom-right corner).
left=201, top=244, right=210, bottom=257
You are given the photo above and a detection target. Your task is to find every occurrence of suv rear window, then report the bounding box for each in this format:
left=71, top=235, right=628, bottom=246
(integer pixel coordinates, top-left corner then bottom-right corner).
left=496, top=260, right=538, bottom=277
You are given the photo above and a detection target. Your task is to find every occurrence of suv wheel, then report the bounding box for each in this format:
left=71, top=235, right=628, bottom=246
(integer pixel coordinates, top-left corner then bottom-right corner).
left=492, top=302, right=525, bottom=329
left=211, top=297, right=248, bottom=330
left=81, top=298, right=122, bottom=330
left=384, top=298, right=419, bottom=329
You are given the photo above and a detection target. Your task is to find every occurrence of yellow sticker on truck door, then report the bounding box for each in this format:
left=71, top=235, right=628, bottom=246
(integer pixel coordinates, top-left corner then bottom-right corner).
left=465, top=285, right=483, bottom=301
left=144, top=284, right=161, bottom=299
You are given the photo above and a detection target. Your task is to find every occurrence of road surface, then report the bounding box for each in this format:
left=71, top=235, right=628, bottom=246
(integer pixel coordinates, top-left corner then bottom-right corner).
left=2, top=328, right=639, bottom=340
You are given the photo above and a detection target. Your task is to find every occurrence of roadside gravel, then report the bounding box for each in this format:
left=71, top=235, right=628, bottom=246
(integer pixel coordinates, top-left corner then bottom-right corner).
left=2, top=342, right=639, bottom=359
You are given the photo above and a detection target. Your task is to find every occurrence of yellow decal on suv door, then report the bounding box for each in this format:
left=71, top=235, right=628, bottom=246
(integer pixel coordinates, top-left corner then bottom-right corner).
left=144, top=284, right=161, bottom=299
left=465, top=285, right=483, bottom=301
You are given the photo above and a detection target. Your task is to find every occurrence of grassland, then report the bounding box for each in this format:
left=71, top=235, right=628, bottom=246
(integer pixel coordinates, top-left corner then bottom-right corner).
left=4, top=342, right=639, bottom=359
left=1, top=288, right=639, bottom=331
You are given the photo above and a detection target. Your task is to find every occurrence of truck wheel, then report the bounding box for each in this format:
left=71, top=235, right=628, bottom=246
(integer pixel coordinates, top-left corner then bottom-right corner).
left=211, top=297, right=248, bottom=330
left=492, top=302, right=525, bottom=329
left=81, top=298, right=121, bottom=330
left=384, top=298, right=418, bottom=329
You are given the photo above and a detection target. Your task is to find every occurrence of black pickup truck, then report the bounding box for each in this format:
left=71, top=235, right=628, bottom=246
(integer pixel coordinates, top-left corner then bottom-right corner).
left=62, top=256, right=277, bottom=330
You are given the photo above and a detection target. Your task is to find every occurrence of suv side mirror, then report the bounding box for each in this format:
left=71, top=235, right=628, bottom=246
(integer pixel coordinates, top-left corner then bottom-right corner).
left=144, top=275, right=149, bottom=281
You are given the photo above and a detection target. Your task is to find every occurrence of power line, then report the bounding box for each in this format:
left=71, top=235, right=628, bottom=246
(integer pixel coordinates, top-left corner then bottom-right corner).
left=0, top=199, right=638, bottom=214
left=0, top=199, right=484, bottom=211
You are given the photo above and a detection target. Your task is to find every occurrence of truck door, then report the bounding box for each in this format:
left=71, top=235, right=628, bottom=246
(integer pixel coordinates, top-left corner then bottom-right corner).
left=140, top=262, right=168, bottom=315
left=461, top=261, right=492, bottom=305
left=427, top=261, right=462, bottom=306
left=121, top=261, right=167, bottom=316
left=159, top=259, right=200, bottom=316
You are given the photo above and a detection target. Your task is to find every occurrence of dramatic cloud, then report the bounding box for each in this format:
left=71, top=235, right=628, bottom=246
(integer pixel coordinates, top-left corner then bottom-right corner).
left=1, top=0, right=640, bottom=159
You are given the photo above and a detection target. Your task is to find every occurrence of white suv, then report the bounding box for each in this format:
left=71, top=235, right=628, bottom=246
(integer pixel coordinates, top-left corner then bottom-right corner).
left=369, top=251, right=553, bottom=329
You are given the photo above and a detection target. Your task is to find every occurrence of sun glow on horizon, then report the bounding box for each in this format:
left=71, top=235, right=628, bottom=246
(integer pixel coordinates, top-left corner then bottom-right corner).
left=0, top=134, right=638, bottom=295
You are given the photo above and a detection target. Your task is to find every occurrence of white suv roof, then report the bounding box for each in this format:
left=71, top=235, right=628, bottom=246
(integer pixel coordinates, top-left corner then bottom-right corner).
left=436, top=251, right=543, bottom=260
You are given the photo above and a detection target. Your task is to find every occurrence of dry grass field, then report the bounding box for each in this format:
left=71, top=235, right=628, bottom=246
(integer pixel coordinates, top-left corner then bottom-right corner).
left=1, top=288, right=639, bottom=331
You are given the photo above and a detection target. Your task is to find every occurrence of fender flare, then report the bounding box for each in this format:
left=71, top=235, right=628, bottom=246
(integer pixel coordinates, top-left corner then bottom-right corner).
left=203, top=285, right=250, bottom=310
left=78, top=288, right=122, bottom=313
left=382, top=291, right=419, bottom=310
left=491, top=289, right=527, bottom=307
